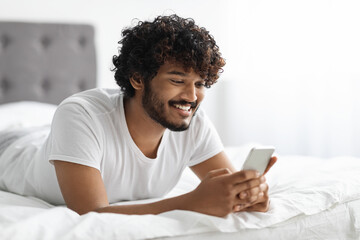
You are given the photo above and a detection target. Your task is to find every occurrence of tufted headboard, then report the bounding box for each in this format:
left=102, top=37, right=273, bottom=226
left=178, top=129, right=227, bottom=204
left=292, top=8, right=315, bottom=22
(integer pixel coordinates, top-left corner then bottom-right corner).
left=0, top=21, right=97, bottom=105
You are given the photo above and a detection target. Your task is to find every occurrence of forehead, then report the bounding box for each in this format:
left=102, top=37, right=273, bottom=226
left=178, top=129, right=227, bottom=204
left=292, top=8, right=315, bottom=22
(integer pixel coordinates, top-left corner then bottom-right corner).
left=157, top=62, right=202, bottom=79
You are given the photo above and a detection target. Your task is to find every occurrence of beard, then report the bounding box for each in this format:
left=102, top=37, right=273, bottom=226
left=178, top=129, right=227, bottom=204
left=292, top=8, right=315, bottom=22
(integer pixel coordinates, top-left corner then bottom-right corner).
left=141, top=82, right=198, bottom=132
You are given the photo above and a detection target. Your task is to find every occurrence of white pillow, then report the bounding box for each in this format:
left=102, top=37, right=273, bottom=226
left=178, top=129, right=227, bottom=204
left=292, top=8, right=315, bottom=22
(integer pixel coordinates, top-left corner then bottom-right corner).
left=0, top=101, right=57, bottom=131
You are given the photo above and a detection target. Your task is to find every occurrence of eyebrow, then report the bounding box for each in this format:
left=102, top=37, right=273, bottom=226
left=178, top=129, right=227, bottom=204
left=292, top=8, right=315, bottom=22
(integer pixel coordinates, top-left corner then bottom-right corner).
left=166, top=70, right=187, bottom=76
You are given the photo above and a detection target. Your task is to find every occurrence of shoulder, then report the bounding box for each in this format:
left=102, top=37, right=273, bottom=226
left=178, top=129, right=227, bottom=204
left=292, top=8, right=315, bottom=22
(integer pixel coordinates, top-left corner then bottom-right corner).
left=56, top=88, right=122, bottom=117
left=188, top=107, right=212, bottom=131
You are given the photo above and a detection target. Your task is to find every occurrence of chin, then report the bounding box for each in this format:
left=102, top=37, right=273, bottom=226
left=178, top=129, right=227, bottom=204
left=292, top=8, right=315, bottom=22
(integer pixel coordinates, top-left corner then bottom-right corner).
left=166, top=119, right=192, bottom=132
left=168, top=125, right=190, bottom=132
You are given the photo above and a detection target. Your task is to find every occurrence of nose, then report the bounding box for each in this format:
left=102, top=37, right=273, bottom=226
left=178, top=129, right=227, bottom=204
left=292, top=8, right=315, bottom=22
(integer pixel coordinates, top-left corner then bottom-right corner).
left=182, top=84, right=197, bottom=103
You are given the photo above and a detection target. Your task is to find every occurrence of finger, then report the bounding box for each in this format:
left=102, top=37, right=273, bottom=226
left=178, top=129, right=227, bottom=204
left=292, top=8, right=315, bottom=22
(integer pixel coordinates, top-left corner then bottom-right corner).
left=227, top=170, right=260, bottom=185
left=260, top=182, right=269, bottom=196
left=235, top=192, right=264, bottom=206
left=233, top=204, right=242, bottom=212
left=264, top=156, right=277, bottom=175
left=233, top=203, right=251, bottom=212
left=236, top=195, right=254, bottom=205
left=263, top=156, right=276, bottom=175
left=247, top=190, right=264, bottom=203
left=238, top=199, right=268, bottom=212
left=235, top=190, right=269, bottom=211
left=234, top=175, right=265, bottom=193
left=244, top=190, right=268, bottom=207
left=241, top=200, right=269, bottom=212
left=234, top=178, right=261, bottom=193
left=236, top=183, right=268, bottom=205
left=205, top=168, right=231, bottom=179
left=238, top=186, right=261, bottom=200
left=238, top=191, right=248, bottom=199
left=248, top=183, right=267, bottom=197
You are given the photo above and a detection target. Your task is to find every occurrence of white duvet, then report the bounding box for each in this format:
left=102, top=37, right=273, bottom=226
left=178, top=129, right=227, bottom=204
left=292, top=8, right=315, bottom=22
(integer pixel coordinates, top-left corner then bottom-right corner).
left=1, top=102, right=360, bottom=239
left=1, top=149, right=360, bottom=239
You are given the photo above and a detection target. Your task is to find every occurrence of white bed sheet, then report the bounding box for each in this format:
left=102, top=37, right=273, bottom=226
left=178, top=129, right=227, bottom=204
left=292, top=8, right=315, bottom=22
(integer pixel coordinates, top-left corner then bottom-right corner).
left=1, top=102, right=360, bottom=239
left=0, top=101, right=57, bottom=131
left=1, top=147, right=360, bottom=239
left=157, top=199, right=360, bottom=240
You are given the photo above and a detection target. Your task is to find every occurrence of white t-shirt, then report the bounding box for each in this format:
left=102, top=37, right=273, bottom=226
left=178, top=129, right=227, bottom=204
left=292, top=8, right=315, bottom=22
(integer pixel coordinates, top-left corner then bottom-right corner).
left=0, top=88, right=223, bottom=205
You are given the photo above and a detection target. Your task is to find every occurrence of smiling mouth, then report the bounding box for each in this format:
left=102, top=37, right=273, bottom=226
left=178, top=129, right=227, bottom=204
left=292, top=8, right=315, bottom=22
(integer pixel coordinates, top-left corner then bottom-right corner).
left=169, top=100, right=197, bottom=111
left=173, top=104, right=191, bottom=112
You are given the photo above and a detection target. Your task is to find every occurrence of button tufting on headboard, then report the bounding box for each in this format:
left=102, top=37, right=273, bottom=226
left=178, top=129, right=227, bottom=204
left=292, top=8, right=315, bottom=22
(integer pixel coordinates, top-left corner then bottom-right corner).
left=40, top=36, right=52, bottom=49
left=0, top=35, right=11, bottom=49
left=78, top=79, right=87, bottom=91
left=0, top=21, right=97, bottom=105
left=41, top=78, right=52, bottom=91
left=78, top=36, right=87, bottom=48
left=0, top=77, right=11, bottom=91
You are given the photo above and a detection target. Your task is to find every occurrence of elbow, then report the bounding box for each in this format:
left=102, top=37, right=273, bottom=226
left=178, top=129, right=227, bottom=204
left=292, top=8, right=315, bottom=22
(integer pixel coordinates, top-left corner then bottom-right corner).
left=67, top=204, right=108, bottom=215
left=67, top=206, right=91, bottom=215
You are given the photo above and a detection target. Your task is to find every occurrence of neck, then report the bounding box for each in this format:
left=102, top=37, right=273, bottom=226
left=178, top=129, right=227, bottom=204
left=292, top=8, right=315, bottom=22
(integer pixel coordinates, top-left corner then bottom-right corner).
left=123, top=96, right=165, bottom=158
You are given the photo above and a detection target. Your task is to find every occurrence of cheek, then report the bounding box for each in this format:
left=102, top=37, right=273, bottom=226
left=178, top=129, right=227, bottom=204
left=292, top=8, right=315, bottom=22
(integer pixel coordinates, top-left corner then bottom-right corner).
left=149, top=85, right=169, bottom=103
left=197, top=89, right=205, bottom=102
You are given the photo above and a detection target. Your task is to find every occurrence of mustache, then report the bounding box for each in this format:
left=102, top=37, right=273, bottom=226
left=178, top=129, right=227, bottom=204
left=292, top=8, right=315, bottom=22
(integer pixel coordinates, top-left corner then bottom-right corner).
left=169, top=100, right=197, bottom=108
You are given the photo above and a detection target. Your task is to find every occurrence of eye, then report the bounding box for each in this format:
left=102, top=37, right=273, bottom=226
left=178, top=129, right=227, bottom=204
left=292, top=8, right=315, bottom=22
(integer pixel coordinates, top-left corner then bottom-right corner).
left=170, top=79, right=184, bottom=84
left=195, top=82, right=206, bottom=88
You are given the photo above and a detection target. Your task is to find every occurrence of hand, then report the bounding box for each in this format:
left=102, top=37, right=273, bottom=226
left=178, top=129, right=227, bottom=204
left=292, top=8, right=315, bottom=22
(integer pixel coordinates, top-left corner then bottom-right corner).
left=185, top=168, right=264, bottom=217
left=235, top=156, right=277, bottom=213
left=235, top=176, right=269, bottom=212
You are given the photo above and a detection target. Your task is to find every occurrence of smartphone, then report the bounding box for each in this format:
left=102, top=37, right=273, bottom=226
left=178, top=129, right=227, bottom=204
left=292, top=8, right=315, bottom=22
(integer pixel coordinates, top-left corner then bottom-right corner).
left=241, top=147, right=275, bottom=175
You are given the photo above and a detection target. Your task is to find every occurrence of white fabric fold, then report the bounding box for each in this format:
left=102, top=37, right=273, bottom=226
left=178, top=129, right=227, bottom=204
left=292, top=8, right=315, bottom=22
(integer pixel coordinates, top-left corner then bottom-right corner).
left=1, top=150, right=360, bottom=239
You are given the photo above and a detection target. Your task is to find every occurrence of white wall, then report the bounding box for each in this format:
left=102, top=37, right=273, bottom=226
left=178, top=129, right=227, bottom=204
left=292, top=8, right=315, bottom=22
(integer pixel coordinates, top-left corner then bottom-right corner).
left=0, top=0, right=231, bottom=88
left=1, top=0, right=360, bottom=157
left=217, top=0, right=360, bottom=158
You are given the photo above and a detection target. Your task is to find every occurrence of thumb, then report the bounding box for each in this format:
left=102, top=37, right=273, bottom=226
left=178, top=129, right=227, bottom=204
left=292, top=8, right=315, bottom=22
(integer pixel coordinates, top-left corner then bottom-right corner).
left=264, top=156, right=277, bottom=175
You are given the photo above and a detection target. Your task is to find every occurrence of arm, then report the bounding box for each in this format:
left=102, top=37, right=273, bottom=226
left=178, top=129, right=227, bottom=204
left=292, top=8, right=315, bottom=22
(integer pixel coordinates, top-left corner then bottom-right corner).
left=190, top=151, right=237, bottom=180
left=190, top=151, right=277, bottom=212
left=54, top=160, right=263, bottom=217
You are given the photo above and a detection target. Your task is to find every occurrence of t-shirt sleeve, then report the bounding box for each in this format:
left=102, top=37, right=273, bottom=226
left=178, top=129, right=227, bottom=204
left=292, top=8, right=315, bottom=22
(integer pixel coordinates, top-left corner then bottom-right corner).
left=48, top=102, right=102, bottom=170
left=187, top=110, right=224, bottom=167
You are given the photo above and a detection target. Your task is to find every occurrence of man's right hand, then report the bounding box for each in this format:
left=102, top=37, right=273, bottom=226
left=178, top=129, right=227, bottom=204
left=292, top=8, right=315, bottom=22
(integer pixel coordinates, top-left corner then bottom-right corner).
left=183, top=168, right=266, bottom=217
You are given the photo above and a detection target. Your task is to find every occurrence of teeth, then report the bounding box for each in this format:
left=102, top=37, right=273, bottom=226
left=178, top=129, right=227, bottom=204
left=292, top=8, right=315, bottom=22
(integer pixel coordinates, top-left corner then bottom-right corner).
left=174, top=104, right=191, bottom=111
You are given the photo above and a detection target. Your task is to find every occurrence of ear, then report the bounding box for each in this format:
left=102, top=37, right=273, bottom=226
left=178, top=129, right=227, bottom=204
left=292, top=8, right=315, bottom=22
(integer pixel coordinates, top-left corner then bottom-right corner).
left=129, top=72, right=144, bottom=91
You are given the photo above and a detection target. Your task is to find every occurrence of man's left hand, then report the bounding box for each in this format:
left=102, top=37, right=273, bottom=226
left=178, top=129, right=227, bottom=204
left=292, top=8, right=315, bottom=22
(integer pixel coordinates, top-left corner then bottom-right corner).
left=234, top=156, right=277, bottom=213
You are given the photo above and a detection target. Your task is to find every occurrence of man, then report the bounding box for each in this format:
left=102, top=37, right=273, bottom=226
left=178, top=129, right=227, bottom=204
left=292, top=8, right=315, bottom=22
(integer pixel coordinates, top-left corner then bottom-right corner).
left=0, top=14, right=276, bottom=217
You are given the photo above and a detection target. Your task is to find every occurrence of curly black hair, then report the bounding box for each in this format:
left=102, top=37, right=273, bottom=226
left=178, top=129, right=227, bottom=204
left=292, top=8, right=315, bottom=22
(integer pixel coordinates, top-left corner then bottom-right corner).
left=112, top=14, right=226, bottom=98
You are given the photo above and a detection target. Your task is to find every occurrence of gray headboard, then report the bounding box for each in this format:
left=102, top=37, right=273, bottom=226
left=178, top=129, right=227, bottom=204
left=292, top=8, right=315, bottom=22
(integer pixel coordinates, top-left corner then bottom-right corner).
left=0, top=21, right=97, bottom=105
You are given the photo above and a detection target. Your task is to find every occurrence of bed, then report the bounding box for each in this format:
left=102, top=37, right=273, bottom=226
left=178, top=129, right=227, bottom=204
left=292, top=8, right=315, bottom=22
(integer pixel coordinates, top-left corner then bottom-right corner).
left=1, top=21, right=360, bottom=240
